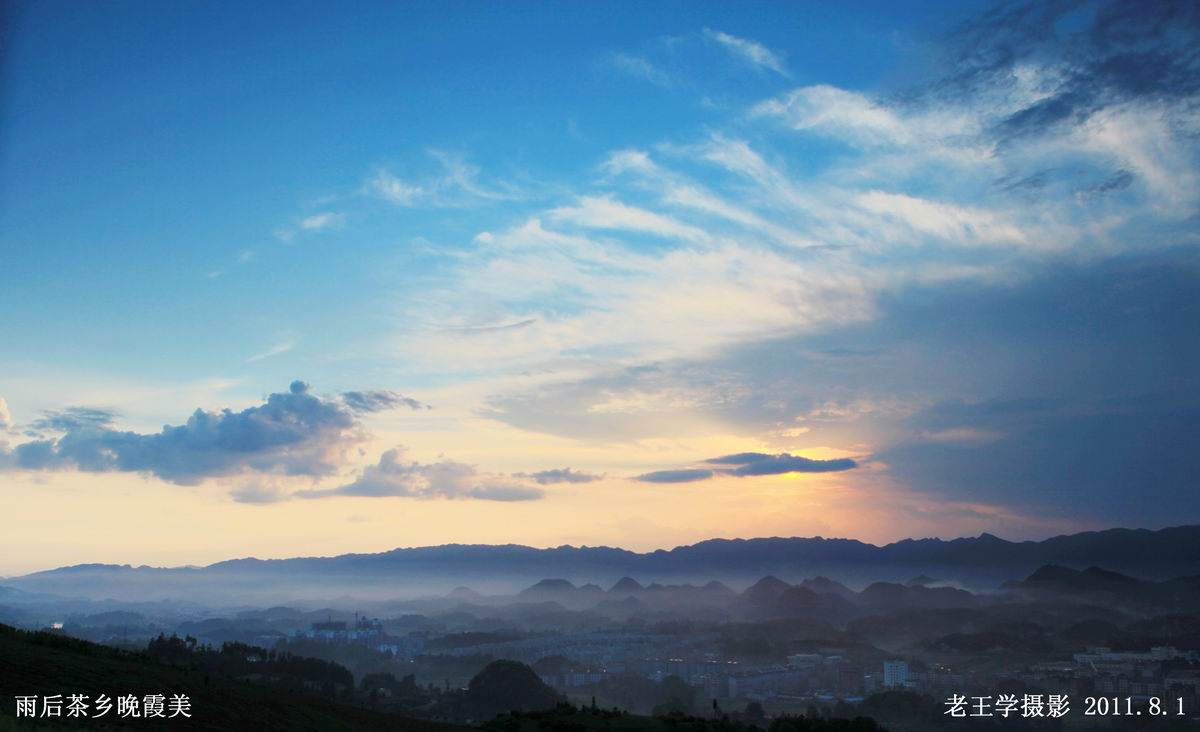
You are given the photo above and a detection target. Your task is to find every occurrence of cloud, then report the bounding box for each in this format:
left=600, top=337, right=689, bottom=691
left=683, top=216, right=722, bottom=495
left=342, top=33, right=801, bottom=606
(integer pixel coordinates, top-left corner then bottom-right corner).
left=340, top=390, right=429, bottom=412
left=440, top=318, right=538, bottom=335
left=704, top=452, right=858, bottom=475
left=372, top=0, right=1198, bottom=533
left=229, top=480, right=292, bottom=505
left=428, top=8, right=1198, bottom=442
left=632, top=468, right=715, bottom=484
left=274, top=212, right=345, bottom=243
left=609, top=30, right=786, bottom=89
left=401, top=211, right=880, bottom=380
left=514, top=468, right=604, bottom=485
left=0, top=381, right=406, bottom=485
left=704, top=29, right=787, bottom=75
left=916, top=427, right=1003, bottom=445
left=299, top=212, right=345, bottom=231
left=752, top=85, right=920, bottom=147
left=296, top=448, right=545, bottom=502
left=947, top=1, right=1200, bottom=144
left=547, top=195, right=708, bottom=241
left=609, top=53, right=674, bottom=87
left=637, top=249, right=1200, bottom=524
left=246, top=338, right=296, bottom=363
left=467, top=483, right=546, bottom=501
left=881, top=401, right=1200, bottom=522
left=427, top=150, right=514, bottom=201
left=744, top=1, right=1199, bottom=224
left=854, top=191, right=1028, bottom=248
left=633, top=452, right=857, bottom=484
left=601, top=148, right=813, bottom=247
left=367, top=152, right=516, bottom=208
left=31, top=407, right=117, bottom=433
left=851, top=253, right=1200, bottom=522
left=0, top=398, right=10, bottom=431
left=1080, top=169, right=1134, bottom=199
left=369, top=169, right=425, bottom=205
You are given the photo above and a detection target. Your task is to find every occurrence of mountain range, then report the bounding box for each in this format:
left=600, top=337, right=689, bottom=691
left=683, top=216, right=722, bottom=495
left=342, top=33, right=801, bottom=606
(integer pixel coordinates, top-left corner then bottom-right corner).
left=5, top=525, right=1199, bottom=605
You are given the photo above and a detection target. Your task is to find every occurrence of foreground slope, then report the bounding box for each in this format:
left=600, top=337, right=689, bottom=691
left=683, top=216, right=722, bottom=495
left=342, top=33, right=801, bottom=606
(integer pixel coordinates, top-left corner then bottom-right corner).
left=0, top=624, right=467, bottom=731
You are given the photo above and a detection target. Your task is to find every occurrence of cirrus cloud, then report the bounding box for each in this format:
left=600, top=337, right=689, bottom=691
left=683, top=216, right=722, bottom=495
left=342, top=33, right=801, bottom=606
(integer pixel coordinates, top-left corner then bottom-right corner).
left=703, top=29, right=788, bottom=76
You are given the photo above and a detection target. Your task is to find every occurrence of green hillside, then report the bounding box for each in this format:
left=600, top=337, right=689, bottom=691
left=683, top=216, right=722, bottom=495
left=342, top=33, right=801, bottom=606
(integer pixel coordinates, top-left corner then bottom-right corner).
left=0, top=624, right=469, bottom=731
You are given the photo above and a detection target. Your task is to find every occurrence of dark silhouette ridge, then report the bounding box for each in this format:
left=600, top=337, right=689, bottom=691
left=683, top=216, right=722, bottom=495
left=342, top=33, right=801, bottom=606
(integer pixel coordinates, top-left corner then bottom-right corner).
left=9, top=525, right=1200, bottom=603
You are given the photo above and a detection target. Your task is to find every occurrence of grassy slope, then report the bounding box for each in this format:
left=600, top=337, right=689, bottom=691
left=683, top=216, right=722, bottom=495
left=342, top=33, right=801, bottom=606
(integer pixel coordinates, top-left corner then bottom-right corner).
left=0, top=624, right=469, bottom=731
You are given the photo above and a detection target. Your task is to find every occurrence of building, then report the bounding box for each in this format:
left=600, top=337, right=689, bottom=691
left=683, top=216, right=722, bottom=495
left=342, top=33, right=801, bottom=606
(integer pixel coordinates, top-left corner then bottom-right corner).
left=883, top=660, right=909, bottom=688
left=727, top=666, right=806, bottom=699
left=294, top=616, right=385, bottom=645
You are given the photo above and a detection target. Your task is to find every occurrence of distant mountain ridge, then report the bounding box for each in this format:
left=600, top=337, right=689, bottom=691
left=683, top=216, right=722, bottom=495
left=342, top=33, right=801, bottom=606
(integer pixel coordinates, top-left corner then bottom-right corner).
left=8, top=525, right=1200, bottom=603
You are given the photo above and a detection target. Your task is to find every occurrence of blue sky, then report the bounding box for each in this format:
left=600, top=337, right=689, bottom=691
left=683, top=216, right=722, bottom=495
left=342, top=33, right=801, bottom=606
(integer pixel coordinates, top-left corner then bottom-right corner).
left=2, top=0, right=959, bottom=380
left=1, top=0, right=1197, bottom=573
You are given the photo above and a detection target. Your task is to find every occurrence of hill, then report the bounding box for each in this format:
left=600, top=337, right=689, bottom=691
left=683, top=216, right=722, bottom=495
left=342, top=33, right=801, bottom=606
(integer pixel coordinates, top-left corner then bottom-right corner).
left=0, top=623, right=468, bottom=731
left=1007, top=564, right=1200, bottom=612
left=448, top=660, right=563, bottom=721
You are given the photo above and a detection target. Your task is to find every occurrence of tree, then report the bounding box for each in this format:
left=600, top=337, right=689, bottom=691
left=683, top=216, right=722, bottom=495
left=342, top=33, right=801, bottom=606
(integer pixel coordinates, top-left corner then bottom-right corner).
left=745, top=701, right=765, bottom=721
left=659, top=675, right=695, bottom=713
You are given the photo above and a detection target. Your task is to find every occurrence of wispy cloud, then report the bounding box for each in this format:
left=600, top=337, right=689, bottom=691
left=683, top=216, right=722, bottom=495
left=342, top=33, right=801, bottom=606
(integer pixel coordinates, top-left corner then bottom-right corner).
left=299, top=211, right=345, bottom=231
left=547, top=195, right=708, bottom=241
left=367, top=151, right=518, bottom=208
left=274, top=211, right=345, bottom=243
left=704, top=29, right=788, bottom=76
left=369, top=169, right=425, bottom=205
left=246, top=337, right=297, bottom=363
left=205, top=247, right=260, bottom=279
left=609, top=52, right=674, bottom=87
left=752, top=84, right=922, bottom=147
left=439, top=319, right=538, bottom=335
left=401, top=212, right=878, bottom=375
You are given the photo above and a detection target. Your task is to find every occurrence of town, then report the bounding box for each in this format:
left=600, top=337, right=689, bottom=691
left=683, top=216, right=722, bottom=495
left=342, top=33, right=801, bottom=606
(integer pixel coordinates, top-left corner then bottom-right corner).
left=12, top=564, right=1199, bottom=728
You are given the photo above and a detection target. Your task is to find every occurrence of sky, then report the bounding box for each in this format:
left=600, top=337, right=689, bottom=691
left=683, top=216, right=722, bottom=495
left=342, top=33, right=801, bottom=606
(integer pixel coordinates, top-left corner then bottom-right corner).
left=1, top=0, right=1198, bottom=575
